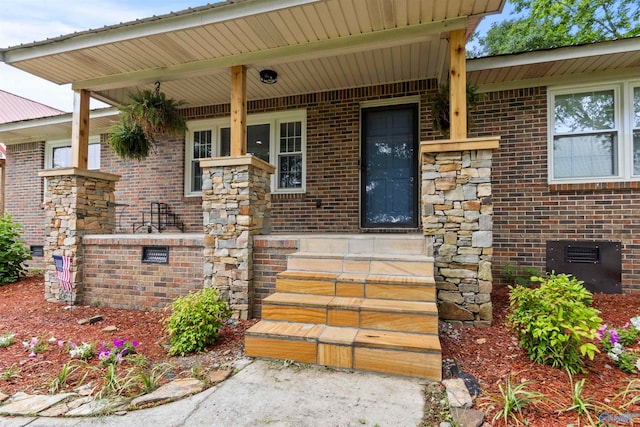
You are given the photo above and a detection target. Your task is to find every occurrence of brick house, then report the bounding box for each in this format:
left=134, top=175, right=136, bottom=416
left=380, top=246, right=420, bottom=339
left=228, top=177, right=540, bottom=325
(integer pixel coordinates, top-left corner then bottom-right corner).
left=1, top=1, right=639, bottom=380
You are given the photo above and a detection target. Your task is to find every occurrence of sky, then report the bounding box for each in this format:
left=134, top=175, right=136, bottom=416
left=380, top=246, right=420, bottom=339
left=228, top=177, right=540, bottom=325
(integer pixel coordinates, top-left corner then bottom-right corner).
left=0, top=0, right=512, bottom=113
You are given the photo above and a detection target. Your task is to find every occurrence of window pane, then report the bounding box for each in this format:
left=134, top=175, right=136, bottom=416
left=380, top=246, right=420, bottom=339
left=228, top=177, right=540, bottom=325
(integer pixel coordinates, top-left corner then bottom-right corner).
left=278, top=154, right=302, bottom=189
left=247, top=124, right=270, bottom=162
left=52, top=146, right=71, bottom=168
left=280, top=121, right=302, bottom=153
left=634, top=130, right=640, bottom=175
left=220, top=128, right=230, bottom=157
left=634, top=87, right=640, bottom=129
left=554, top=90, right=615, bottom=133
left=553, top=133, right=617, bottom=178
left=88, top=144, right=100, bottom=170
left=193, top=130, right=212, bottom=159
left=192, top=161, right=203, bottom=192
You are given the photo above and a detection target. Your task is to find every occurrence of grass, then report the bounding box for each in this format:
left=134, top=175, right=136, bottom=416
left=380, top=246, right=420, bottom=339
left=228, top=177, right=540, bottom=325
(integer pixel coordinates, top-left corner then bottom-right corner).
left=481, top=375, right=546, bottom=426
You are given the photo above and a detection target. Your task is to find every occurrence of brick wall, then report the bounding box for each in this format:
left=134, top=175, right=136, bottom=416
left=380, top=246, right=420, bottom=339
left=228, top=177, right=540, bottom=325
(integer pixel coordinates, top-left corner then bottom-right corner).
left=5, top=142, right=46, bottom=269
left=471, top=87, right=640, bottom=292
left=252, top=237, right=298, bottom=317
left=100, top=135, right=202, bottom=233
left=81, top=235, right=203, bottom=310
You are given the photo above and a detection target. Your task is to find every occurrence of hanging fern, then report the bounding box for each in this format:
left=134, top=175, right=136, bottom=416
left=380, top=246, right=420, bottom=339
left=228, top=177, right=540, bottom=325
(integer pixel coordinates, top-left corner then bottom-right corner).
left=429, top=83, right=484, bottom=138
left=108, top=85, right=187, bottom=161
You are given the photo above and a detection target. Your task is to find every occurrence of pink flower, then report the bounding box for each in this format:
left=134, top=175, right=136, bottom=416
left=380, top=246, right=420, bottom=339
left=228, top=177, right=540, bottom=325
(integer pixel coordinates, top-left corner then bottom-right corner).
left=28, top=351, right=36, bottom=358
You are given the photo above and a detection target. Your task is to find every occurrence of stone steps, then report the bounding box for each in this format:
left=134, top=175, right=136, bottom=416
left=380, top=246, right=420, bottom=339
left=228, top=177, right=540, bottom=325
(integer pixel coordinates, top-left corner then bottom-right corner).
left=245, top=234, right=442, bottom=381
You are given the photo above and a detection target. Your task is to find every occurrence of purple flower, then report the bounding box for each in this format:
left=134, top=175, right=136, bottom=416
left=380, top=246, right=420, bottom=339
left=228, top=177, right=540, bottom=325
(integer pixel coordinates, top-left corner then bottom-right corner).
left=57, top=340, right=64, bottom=347
left=113, top=338, right=124, bottom=348
left=610, top=330, right=621, bottom=346
left=98, top=349, right=111, bottom=361
left=132, top=341, right=139, bottom=347
left=28, top=351, right=36, bottom=358
left=116, top=353, right=123, bottom=364
left=597, top=324, right=608, bottom=340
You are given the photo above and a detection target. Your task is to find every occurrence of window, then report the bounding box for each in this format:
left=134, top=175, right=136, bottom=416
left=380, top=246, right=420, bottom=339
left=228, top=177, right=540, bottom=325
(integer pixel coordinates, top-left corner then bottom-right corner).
left=549, top=81, right=640, bottom=183
left=185, top=110, right=306, bottom=195
left=45, top=137, right=101, bottom=170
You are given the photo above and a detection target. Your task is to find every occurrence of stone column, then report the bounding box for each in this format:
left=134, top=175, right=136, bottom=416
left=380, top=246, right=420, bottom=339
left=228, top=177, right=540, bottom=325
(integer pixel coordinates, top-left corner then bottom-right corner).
left=200, top=155, right=274, bottom=319
left=38, top=168, right=120, bottom=304
left=421, top=138, right=499, bottom=327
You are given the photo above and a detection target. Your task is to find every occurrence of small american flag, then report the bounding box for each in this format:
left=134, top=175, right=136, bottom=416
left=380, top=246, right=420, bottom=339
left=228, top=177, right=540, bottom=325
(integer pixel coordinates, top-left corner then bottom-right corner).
left=53, top=255, right=73, bottom=292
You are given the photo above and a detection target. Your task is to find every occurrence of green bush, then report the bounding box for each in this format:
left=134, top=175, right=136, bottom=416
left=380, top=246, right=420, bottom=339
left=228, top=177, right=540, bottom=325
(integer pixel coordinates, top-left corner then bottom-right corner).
left=164, top=287, right=231, bottom=356
left=0, top=214, right=31, bottom=285
left=507, top=273, right=602, bottom=374
left=500, top=264, right=543, bottom=287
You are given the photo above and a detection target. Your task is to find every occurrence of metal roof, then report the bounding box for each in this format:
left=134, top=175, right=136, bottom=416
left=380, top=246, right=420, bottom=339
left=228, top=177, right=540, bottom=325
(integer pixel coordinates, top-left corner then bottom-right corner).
left=0, top=90, right=64, bottom=124
left=0, top=0, right=505, bottom=108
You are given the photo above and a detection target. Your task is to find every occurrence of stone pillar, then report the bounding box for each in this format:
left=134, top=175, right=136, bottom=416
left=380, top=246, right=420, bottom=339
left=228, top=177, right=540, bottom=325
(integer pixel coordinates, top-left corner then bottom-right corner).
left=421, top=138, right=499, bottom=327
left=200, top=155, right=274, bottom=319
left=38, top=168, right=120, bottom=304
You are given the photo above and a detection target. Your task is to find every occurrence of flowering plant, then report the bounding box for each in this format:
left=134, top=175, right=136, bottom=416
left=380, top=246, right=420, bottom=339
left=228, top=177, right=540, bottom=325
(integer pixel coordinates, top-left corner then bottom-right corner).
left=98, top=338, right=139, bottom=365
left=597, top=320, right=640, bottom=373
left=0, top=332, right=16, bottom=348
left=22, top=336, right=47, bottom=357
left=68, top=342, right=95, bottom=360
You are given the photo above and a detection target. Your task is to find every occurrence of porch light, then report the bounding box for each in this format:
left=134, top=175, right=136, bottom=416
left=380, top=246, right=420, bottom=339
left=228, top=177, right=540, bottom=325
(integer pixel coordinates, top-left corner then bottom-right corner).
left=259, top=69, right=278, bottom=84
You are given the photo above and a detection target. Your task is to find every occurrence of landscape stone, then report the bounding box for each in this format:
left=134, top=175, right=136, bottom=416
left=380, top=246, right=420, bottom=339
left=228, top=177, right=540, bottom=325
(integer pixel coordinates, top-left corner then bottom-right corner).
left=102, top=325, right=118, bottom=332
left=232, top=357, right=252, bottom=370
left=442, top=378, right=472, bottom=409
left=38, top=396, right=93, bottom=417
left=129, top=378, right=204, bottom=408
left=451, top=407, right=485, bottom=427
left=0, top=392, right=7, bottom=402
left=439, top=302, right=474, bottom=321
left=78, top=315, right=104, bottom=325
left=208, top=369, right=232, bottom=384
left=66, top=397, right=129, bottom=416
left=0, top=392, right=75, bottom=415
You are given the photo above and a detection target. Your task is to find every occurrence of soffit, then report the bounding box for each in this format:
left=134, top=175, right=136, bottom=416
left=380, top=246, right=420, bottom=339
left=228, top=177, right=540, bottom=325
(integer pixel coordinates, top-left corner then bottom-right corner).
left=2, top=0, right=505, bottom=107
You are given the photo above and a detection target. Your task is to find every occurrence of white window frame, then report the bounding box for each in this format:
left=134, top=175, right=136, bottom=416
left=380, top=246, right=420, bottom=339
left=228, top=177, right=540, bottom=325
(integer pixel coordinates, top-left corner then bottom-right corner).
left=184, top=109, right=307, bottom=196
left=548, top=80, right=640, bottom=184
left=44, top=136, right=101, bottom=170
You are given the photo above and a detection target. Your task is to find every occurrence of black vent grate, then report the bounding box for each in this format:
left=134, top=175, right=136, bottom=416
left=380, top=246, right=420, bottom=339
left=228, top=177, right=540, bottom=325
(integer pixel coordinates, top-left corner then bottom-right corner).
left=30, top=245, right=44, bottom=257
left=141, top=246, right=169, bottom=264
left=565, top=245, right=599, bottom=264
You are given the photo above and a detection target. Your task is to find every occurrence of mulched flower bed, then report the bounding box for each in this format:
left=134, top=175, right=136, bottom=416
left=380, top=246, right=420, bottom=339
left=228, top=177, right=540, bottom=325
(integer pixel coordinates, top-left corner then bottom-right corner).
left=441, top=282, right=640, bottom=426
left=0, top=275, right=255, bottom=397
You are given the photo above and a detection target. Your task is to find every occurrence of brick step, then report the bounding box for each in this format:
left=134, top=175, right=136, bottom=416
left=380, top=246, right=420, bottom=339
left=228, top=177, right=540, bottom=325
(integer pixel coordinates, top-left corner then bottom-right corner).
left=297, top=233, right=430, bottom=256
left=276, top=271, right=435, bottom=301
left=245, top=321, right=441, bottom=380
left=287, top=252, right=434, bottom=276
left=262, top=293, right=437, bottom=334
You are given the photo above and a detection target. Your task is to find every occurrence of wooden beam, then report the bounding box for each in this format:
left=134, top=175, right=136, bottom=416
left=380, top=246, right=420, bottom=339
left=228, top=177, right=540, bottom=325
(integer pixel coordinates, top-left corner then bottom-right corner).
left=71, top=89, right=90, bottom=169
left=230, top=65, right=247, bottom=157
left=449, top=29, right=467, bottom=140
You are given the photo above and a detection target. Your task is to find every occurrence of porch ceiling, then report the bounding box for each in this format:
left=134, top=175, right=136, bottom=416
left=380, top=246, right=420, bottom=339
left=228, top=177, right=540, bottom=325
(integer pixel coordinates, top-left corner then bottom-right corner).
left=0, top=0, right=505, bottom=108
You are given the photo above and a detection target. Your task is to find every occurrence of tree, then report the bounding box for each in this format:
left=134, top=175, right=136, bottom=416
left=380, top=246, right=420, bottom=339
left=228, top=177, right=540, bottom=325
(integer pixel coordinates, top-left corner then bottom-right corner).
left=474, top=0, right=640, bottom=57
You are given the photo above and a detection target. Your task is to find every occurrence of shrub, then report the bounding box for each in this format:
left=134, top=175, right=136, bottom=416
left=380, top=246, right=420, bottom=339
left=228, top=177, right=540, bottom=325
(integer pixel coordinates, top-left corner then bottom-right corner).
left=500, top=264, right=543, bottom=287
left=507, top=273, right=602, bottom=374
left=0, top=214, right=31, bottom=285
left=164, top=287, right=231, bottom=356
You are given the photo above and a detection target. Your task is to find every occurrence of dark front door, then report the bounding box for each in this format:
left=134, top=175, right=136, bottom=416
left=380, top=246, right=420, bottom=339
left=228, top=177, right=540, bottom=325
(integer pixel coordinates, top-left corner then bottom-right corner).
left=361, top=104, right=419, bottom=228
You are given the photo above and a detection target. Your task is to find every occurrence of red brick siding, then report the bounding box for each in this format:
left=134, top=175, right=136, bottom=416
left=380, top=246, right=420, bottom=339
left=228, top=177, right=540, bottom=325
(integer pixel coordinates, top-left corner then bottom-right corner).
left=82, top=236, right=203, bottom=310
left=5, top=142, right=45, bottom=269
left=471, top=87, right=640, bottom=292
left=252, top=237, right=298, bottom=317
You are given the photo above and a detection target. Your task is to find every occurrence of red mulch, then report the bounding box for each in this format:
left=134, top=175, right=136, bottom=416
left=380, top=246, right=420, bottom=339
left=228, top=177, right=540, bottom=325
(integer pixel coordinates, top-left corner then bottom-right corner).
left=0, top=275, right=255, bottom=397
left=442, top=282, right=640, bottom=426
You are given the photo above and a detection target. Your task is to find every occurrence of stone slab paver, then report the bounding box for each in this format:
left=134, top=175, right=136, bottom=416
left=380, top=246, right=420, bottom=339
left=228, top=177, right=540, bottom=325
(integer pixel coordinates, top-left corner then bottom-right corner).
left=451, top=407, right=485, bottom=427
left=65, top=397, right=129, bottom=416
left=0, top=393, right=75, bottom=416
left=129, top=378, right=204, bottom=408
left=443, top=378, right=473, bottom=409
left=0, top=392, right=8, bottom=402
left=38, top=396, right=93, bottom=417
left=208, top=369, right=232, bottom=384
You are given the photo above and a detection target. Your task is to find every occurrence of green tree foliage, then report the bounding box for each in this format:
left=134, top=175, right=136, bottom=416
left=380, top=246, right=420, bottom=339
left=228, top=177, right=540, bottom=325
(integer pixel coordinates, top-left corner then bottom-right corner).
left=0, top=214, right=31, bottom=285
left=475, top=0, right=640, bottom=56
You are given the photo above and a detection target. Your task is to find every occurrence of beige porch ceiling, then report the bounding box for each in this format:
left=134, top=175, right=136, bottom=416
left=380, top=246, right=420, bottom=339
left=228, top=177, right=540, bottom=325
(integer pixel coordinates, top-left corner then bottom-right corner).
left=1, top=0, right=505, bottom=107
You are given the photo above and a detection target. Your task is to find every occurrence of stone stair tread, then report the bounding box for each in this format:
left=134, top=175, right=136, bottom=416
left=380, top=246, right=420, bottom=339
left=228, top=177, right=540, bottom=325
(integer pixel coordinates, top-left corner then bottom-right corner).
left=360, top=299, right=437, bottom=315
left=263, top=293, right=334, bottom=307
left=327, top=297, right=364, bottom=309
left=277, top=270, right=338, bottom=281
left=290, top=252, right=433, bottom=262
left=366, top=274, right=435, bottom=285
left=355, top=329, right=440, bottom=352
left=336, top=273, right=368, bottom=283
left=318, top=326, right=359, bottom=344
left=247, top=320, right=325, bottom=340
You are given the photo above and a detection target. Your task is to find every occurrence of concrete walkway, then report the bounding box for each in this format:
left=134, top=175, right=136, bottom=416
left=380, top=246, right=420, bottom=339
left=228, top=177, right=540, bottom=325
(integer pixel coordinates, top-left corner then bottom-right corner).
left=0, top=360, right=425, bottom=427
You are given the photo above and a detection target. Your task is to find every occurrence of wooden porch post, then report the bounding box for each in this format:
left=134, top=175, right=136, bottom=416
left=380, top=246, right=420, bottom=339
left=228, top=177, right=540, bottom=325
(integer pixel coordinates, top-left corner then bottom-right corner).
left=449, top=29, right=467, bottom=140
left=71, top=89, right=90, bottom=169
left=230, top=65, right=247, bottom=157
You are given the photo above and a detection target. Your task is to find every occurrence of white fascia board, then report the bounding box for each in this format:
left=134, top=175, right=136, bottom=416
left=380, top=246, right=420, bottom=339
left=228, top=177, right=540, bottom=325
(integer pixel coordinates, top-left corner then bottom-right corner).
left=468, top=37, right=640, bottom=72
left=2, top=0, right=319, bottom=64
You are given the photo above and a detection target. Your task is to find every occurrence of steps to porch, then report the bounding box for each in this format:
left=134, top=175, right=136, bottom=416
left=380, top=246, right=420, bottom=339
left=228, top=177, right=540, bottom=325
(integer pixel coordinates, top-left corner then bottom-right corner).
left=245, top=234, right=442, bottom=381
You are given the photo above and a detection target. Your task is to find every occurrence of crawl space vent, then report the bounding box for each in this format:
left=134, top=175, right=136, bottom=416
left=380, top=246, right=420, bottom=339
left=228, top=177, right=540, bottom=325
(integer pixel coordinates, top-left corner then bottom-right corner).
left=141, top=246, right=169, bottom=264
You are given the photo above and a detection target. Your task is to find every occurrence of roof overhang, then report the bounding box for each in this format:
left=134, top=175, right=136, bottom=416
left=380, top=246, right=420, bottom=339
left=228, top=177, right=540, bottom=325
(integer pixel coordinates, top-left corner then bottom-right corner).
left=1, top=0, right=505, bottom=108
left=0, top=108, right=118, bottom=145
left=468, top=36, right=640, bottom=91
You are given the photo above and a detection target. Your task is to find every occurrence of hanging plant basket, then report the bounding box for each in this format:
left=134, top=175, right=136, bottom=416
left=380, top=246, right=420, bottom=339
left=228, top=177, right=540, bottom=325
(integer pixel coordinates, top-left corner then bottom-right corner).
left=429, top=83, right=484, bottom=138
left=109, top=83, right=187, bottom=161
